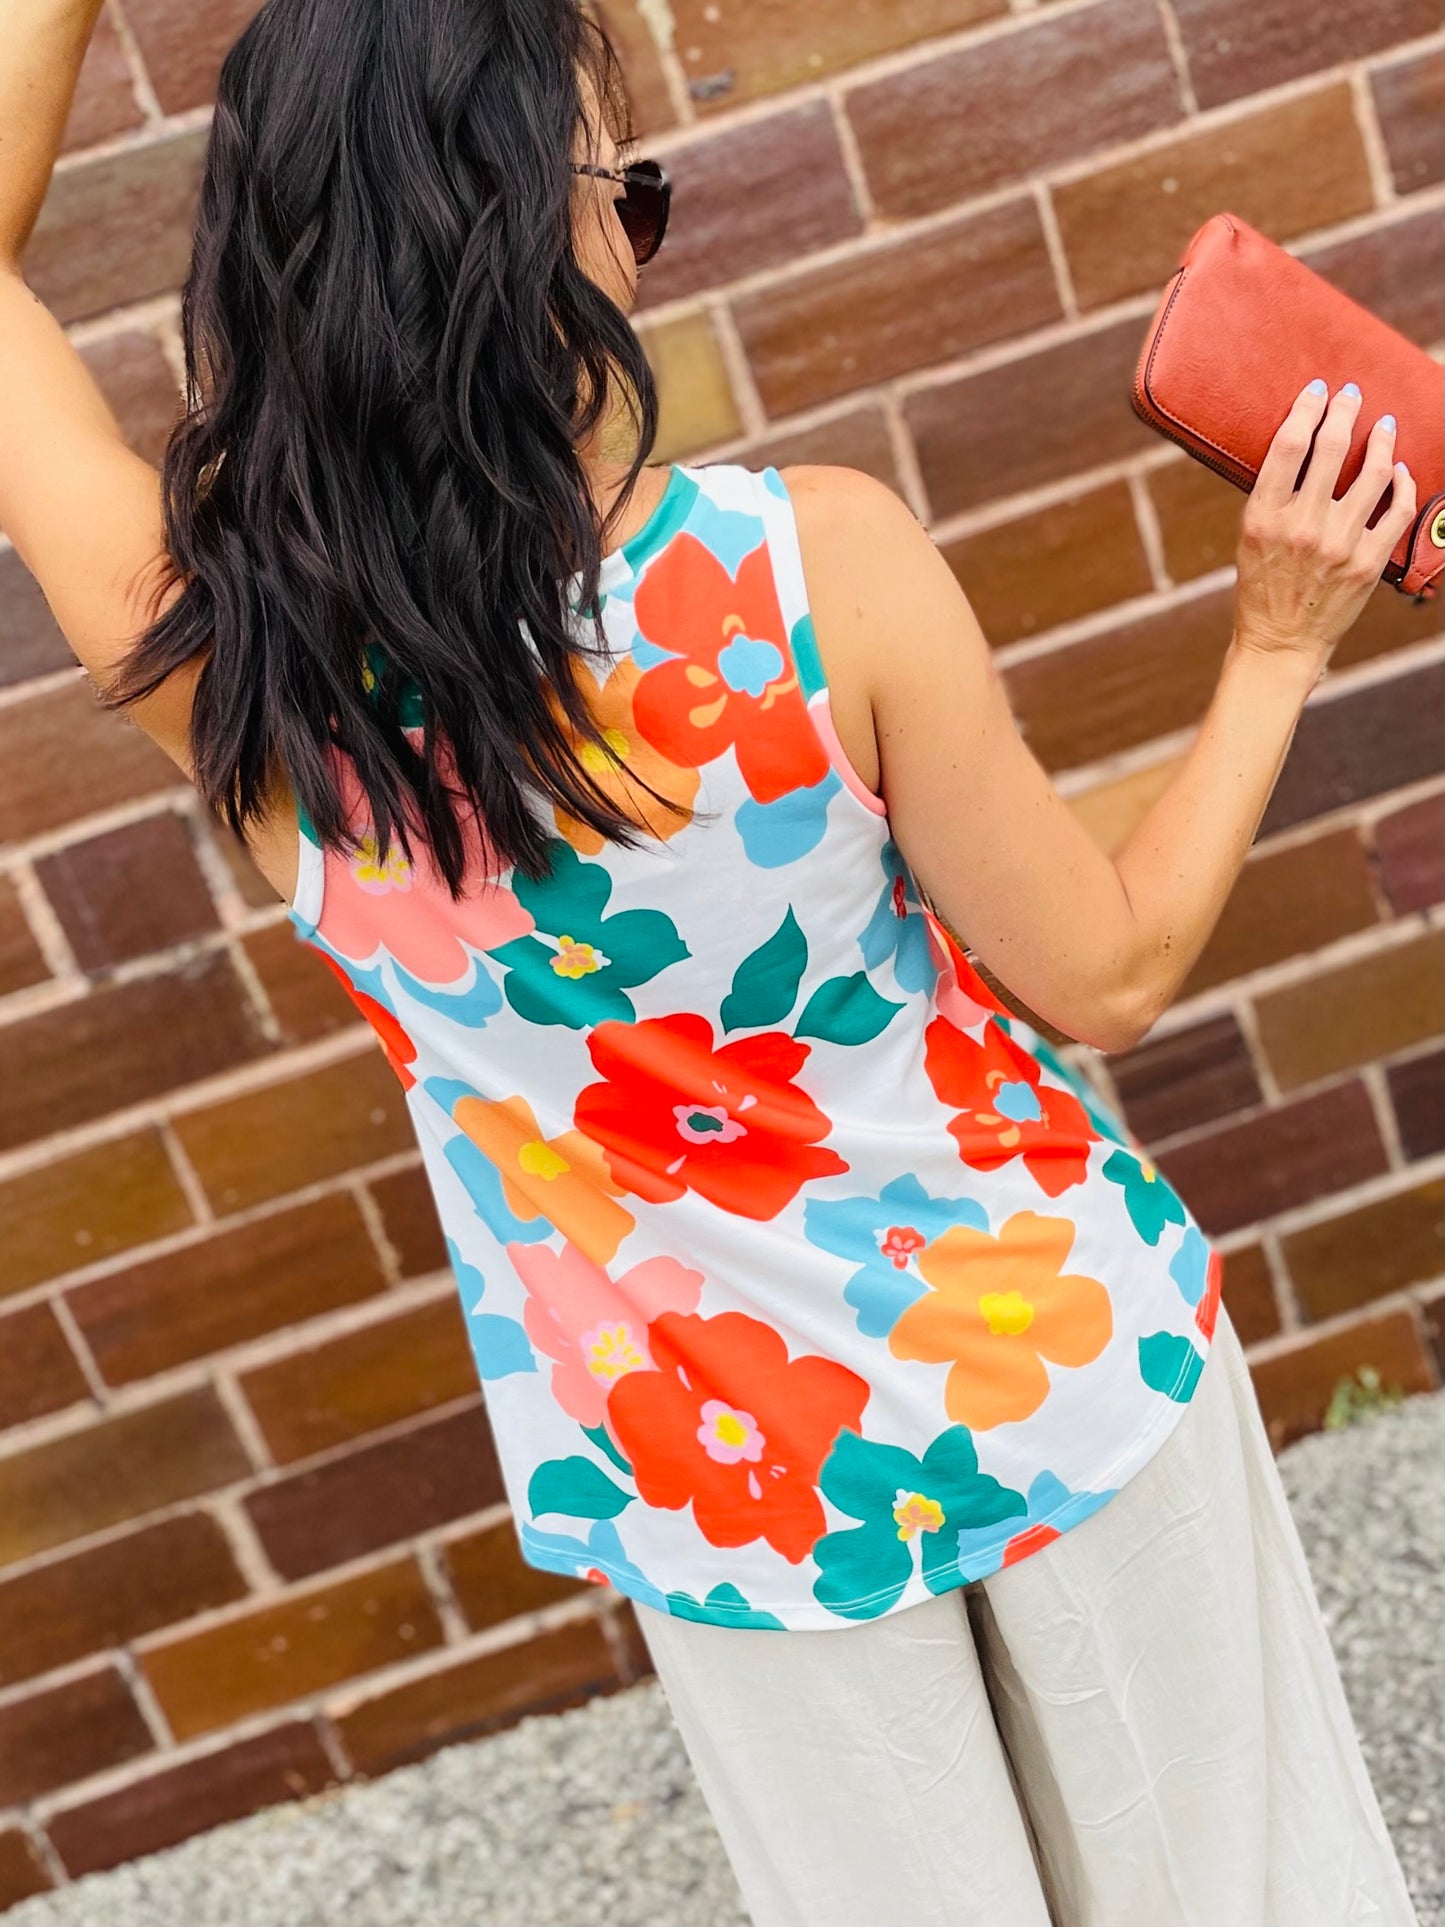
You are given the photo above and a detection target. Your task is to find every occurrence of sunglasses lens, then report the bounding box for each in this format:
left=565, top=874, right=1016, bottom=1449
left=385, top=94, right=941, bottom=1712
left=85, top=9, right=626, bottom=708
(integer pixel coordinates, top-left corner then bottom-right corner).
left=616, top=162, right=669, bottom=266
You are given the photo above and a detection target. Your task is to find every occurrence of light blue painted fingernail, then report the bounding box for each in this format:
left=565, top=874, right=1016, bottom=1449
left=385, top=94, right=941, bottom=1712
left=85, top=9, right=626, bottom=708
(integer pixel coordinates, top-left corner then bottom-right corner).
left=1342, top=382, right=1361, bottom=399
left=1379, top=414, right=1397, bottom=434
left=1306, top=378, right=1328, bottom=396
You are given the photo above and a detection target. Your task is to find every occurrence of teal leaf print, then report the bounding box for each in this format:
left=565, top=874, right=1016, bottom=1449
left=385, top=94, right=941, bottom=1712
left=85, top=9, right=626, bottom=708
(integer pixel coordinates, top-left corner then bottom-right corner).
left=1138, top=1331, right=1206, bottom=1403
left=1103, top=1149, right=1188, bottom=1246
left=665, top=1582, right=786, bottom=1629
left=490, top=841, right=688, bottom=1030
left=721, top=907, right=808, bottom=1033
left=581, top=1423, right=634, bottom=1477
left=528, top=1455, right=634, bottom=1520
left=795, top=971, right=903, bottom=1046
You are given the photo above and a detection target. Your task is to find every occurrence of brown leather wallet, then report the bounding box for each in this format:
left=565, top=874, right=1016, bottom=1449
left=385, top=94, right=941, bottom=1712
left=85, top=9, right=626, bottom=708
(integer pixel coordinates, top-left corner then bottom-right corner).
left=1132, top=212, right=1444, bottom=601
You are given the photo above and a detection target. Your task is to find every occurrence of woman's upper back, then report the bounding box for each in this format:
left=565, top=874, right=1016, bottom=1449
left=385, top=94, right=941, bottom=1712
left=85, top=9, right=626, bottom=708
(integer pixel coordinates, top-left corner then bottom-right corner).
left=285, top=461, right=1220, bottom=1632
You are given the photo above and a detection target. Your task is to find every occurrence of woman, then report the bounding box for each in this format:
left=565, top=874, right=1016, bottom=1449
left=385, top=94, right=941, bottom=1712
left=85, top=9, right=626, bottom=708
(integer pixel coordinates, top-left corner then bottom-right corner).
left=0, top=2, right=1422, bottom=1922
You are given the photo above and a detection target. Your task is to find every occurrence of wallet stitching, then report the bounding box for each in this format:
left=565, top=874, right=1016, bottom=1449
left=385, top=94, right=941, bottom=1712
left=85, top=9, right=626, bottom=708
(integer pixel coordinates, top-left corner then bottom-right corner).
left=1140, top=270, right=1258, bottom=479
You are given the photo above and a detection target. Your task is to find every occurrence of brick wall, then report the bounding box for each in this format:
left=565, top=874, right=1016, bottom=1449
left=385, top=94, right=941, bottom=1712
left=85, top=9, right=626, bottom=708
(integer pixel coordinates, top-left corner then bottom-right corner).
left=1, top=0, right=1441, bottom=1905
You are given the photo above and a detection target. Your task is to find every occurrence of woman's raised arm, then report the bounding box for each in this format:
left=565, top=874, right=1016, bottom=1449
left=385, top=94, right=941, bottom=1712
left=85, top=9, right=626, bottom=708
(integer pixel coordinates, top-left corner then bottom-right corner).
left=0, top=0, right=194, bottom=770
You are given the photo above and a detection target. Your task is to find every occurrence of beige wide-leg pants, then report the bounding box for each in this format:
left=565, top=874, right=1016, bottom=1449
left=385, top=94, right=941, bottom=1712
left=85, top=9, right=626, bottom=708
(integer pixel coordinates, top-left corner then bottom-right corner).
left=633, top=1306, right=1419, bottom=1927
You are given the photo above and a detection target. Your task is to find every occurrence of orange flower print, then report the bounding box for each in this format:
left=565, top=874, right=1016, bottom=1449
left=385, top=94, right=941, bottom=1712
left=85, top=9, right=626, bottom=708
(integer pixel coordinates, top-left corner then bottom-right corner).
left=924, top=1015, right=1098, bottom=1197
left=552, top=658, right=701, bottom=854
left=631, top=532, right=830, bottom=803
left=889, top=1211, right=1113, bottom=1429
left=453, top=1093, right=635, bottom=1266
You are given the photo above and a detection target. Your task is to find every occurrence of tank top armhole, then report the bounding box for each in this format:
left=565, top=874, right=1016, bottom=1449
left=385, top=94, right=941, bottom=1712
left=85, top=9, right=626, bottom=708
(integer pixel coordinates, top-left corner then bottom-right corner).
left=757, top=465, right=888, bottom=820
left=288, top=799, right=326, bottom=938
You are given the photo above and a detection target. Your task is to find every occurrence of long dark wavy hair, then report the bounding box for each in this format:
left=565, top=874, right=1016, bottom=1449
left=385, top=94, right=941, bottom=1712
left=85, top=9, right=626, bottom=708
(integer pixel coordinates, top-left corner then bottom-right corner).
left=107, top=0, right=666, bottom=892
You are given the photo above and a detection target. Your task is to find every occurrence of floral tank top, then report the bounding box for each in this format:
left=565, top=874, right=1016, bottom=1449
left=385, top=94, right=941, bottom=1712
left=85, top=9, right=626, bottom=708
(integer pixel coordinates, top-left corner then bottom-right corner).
left=288, top=462, right=1221, bottom=1632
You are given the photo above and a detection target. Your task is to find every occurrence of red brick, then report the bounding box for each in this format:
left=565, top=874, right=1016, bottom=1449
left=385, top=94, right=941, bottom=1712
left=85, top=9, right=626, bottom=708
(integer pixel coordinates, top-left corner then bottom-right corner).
left=0, top=676, right=180, bottom=844
left=36, top=812, right=219, bottom=972
left=1253, top=931, right=1445, bottom=1092
left=940, top=480, right=1154, bottom=646
left=1171, top=0, right=1442, bottom=110
left=0, top=1128, right=193, bottom=1301
left=1373, top=795, right=1444, bottom=915
left=907, top=317, right=1156, bottom=519
left=1333, top=580, right=1445, bottom=675
left=1053, top=85, right=1374, bottom=311
left=1107, top=1012, right=1263, bottom=1144
left=1004, top=586, right=1235, bottom=773
left=0, top=1664, right=153, bottom=1808
left=143, top=1556, right=444, bottom=1742
left=1220, top=1242, right=1281, bottom=1347
left=610, top=1599, right=657, bottom=1684
left=0, top=876, right=48, bottom=998
left=66, top=1193, right=388, bottom=1387
left=0, top=1829, right=53, bottom=1908
left=1283, top=1179, right=1445, bottom=1324
left=61, top=8, right=143, bottom=152
left=1249, top=1308, right=1439, bottom=1451
left=849, top=0, right=1180, bottom=220
left=1422, top=1286, right=1445, bottom=1376
left=122, top=0, right=265, bottom=115
left=78, top=331, right=183, bottom=468
left=1155, top=1079, right=1390, bottom=1236
left=335, top=1614, right=625, bottom=1777
left=23, top=130, right=209, bottom=326
left=46, top=1720, right=339, bottom=1879
left=742, top=403, right=902, bottom=492
left=1388, top=1047, right=1445, bottom=1162
left=1182, top=829, right=1381, bottom=997
left=0, top=1513, right=248, bottom=1690
left=1300, top=207, right=1445, bottom=354
left=670, top=0, right=1005, bottom=112
left=1372, top=50, right=1445, bottom=195
left=0, top=952, right=270, bottom=1156
left=239, top=1293, right=477, bottom=1466
left=444, top=1517, right=587, bottom=1631
left=1260, top=661, right=1445, bottom=837
left=172, top=1048, right=414, bottom=1213
left=0, top=1302, right=90, bottom=1433
left=0, top=1389, right=250, bottom=1571
left=241, top=921, right=360, bottom=1045
left=244, top=1402, right=504, bottom=1581
left=369, top=1163, right=449, bottom=1281
left=735, top=198, right=1061, bottom=418
left=0, top=544, right=72, bottom=688
left=634, top=104, right=860, bottom=310
left=596, top=0, right=677, bottom=136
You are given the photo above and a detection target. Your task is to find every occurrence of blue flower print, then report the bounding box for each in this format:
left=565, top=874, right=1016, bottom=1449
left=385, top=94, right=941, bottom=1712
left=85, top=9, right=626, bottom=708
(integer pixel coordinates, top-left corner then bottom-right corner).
left=954, top=1469, right=1115, bottom=1581
left=519, top=1517, right=670, bottom=1613
left=858, top=841, right=937, bottom=994
left=446, top=1238, right=537, bottom=1380
left=718, top=632, right=785, bottom=698
left=1169, top=1223, right=1210, bottom=1309
left=688, top=494, right=766, bottom=579
left=425, top=1077, right=553, bottom=1247
left=804, top=1173, right=989, bottom=1338
left=735, top=769, right=841, bottom=868
left=392, top=957, right=502, bottom=1029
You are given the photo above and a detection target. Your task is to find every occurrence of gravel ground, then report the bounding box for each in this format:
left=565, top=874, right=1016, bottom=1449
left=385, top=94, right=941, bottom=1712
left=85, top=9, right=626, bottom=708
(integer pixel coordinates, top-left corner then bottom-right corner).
left=14, top=1392, right=1441, bottom=1927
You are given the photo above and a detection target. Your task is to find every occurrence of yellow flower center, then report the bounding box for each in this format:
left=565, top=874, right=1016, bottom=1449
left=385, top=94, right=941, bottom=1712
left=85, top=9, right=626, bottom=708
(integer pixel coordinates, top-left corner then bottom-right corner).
left=979, top=1289, right=1035, bottom=1337
left=585, top=1323, right=646, bottom=1382
left=580, top=727, right=631, bottom=775
left=550, top=935, right=605, bottom=979
left=893, top=1490, right=945, bottom=1542
left=712, top=1410, right=749, bottom=1449
left=517, top=1139, right=570, bottom=1181
left=1139, top=1157, right=1158, bottom=1182
left=352, top=833, right=411, bottom=889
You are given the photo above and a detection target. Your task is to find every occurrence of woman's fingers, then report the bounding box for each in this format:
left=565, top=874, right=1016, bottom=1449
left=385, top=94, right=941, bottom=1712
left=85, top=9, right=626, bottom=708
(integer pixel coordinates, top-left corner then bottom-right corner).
left=1357, top=461, right=1418, bottom=577
left=1252, top=379, right=1330, bottom=510
left=1296, top=382, right=1363, bottom=515
left=1337, top=409, right=1400, bottom=526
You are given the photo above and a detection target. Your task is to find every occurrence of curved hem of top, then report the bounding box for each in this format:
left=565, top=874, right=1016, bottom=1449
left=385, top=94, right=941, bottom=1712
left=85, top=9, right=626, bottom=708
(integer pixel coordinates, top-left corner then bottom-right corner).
left=528, top=1327, right=1218, bottom=1635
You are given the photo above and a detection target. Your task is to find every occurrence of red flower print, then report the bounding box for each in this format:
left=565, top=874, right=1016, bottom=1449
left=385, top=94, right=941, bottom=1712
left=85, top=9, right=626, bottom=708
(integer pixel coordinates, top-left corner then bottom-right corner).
left=607, top=1309, right=871, bottom=1563
left=574, top=1014, right=848, bottom=1219
left=924, top=1015, right=1097, bottom=1197
left=631, top=533, right=830, bottom=803
left=1196, top=1247, right=1223, bottom=1341
left=879, top=1226, right=925, bottom=1270
left=319, top=954, right=418, bottom=1090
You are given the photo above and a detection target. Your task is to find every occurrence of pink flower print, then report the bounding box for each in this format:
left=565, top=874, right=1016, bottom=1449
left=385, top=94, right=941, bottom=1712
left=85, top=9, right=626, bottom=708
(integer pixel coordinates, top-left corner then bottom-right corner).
left=671, top=1102, right=749, bottom=1151
left=316, top=754, right=532, bottom=984
left=697, top=1399, right=765, bottom=1467
left=879, top=1225, right=925, bottom=1270
left=510, top=1241, right=705, bottom=1434
left=922, top=905, right=1009, bottom=1031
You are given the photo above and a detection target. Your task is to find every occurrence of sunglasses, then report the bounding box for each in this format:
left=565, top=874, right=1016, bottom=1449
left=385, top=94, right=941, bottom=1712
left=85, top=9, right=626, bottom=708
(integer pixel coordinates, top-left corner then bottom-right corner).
left=571, top=158, right=671, bottom=267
